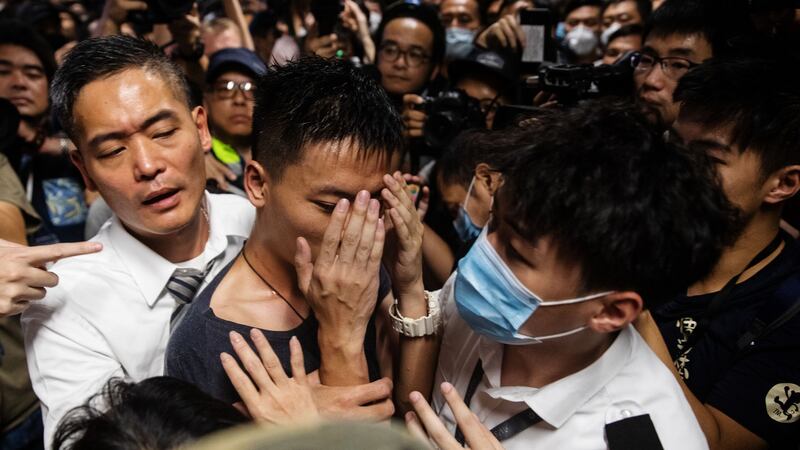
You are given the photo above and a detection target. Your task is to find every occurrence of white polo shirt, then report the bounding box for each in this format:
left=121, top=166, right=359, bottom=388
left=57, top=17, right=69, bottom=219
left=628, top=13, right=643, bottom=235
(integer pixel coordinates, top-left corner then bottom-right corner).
left=21, top=192, right=254, bottom=446
left=432, top=275, right=709, bottom=450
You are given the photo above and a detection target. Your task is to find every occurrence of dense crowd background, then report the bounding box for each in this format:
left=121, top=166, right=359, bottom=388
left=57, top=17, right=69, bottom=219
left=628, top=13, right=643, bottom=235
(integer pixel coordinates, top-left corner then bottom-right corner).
left=1, top=0, right=800, bottom=448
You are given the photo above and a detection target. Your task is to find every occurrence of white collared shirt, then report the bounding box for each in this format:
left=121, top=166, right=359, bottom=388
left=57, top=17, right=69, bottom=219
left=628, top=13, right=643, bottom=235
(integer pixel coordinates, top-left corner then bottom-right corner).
left=21, top=192, right=255, bottom=446
left=432, top=275, right=709, bottom=450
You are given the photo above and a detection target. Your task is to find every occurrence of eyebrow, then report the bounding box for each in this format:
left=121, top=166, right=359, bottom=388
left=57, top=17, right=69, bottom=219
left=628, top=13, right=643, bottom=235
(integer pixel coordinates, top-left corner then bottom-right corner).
left=312, top=186, right=385, bottom=199
left=380, top=40, right=426, bottom=51
left=87, top=109, right=179, bottom=150
left=690, top=138, right=733, bottom=153
left=0, top=59, right=44, bottom=71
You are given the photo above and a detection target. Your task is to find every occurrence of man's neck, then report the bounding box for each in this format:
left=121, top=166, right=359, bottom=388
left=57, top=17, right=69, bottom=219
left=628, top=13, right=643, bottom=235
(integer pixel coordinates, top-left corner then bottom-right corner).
left=238, top=228, right=302, bottom=301
left=127, top=207, right=209, bottom=263
left=501, top=331, right=616, bottom=388
left=688, top=211, right=783, bottom=296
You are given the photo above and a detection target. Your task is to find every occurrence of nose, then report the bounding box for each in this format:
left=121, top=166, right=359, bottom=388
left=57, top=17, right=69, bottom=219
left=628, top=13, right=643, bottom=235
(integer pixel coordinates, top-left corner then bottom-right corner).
left=9, top=69, right=28, bottom=90
left=130, top=140, right=166, bottom=182
left=231, top=89, right=248, bottom=105
left=641, top=63, right=667, bottom=91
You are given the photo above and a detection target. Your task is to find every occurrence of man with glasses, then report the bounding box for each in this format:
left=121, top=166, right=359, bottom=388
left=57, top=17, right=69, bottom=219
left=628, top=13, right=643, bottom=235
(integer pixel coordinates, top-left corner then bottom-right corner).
left=631, top=0, right=747, bottom=129
left=204, top=48, right=266, bottom=196
left=375, top=1, right=445, bottom=106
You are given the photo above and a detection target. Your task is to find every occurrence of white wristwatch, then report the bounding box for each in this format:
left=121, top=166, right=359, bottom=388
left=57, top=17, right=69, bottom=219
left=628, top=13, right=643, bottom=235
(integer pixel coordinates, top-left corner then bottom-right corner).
left=389, top=290, right=442, bottom=337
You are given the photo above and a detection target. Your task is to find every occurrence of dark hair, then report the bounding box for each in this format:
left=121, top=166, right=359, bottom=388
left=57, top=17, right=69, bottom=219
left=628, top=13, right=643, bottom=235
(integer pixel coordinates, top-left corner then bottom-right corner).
left=643, top=0, right=752, bottom=56
left=375, top=1, right=446, bottom=66
left=0, top=19, right=57, bottom=81
left=51, top=35, right=192, bottom=141
left=437, top=128, right=522, bottom=188
left=562, top=0, right=603, bottom=20
left=601, top=0, right=652, bottom=22
left=674, top=56, right=800, bottom=180
left=251, top=56, right=404, bottom=181
left=52, top=377, right=248, bottom=450
left=607, top=23, right=644, bottom=43
left=496, top=99, right=740, bottom=307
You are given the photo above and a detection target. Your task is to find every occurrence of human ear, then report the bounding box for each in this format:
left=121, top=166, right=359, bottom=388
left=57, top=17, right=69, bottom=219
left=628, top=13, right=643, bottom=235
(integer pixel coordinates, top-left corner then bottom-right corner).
left=587, top=291, right=643, bottom=333
left=69, top=149, right=97, bottom=191
left=244, top=160, right=270, bottom=208
left=474, top=163, right=503, bottom=196
left=192, top=106, right=212, bottom=153
left=764, top=165, right=800, bottom=205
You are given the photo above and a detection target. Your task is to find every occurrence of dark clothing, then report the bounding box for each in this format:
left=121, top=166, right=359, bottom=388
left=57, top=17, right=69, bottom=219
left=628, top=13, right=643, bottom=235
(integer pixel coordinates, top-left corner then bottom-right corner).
left=653, top=232, right=800, bottom=448
left=166, top=259, right=392, bottom=404
left=5, top=148, right=87, bottom=244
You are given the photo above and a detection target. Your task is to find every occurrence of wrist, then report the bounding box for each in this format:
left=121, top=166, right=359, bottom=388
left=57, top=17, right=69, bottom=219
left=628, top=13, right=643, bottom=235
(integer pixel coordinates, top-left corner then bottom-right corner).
left=317, top=325, right=365, bottom=356
left=396, top=284, right=427, bottom=319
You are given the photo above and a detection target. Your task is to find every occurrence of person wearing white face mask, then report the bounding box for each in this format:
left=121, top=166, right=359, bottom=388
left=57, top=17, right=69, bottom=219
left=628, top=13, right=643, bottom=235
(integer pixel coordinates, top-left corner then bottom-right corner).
left=393, top=101, right=740, bottom=449
left=558, top=0, right=603, bottom=64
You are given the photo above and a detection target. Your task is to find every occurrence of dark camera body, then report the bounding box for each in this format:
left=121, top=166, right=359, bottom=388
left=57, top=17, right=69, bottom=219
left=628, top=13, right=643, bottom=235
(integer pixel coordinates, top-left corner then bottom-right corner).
left=416, top=90, right=485, bottom=150
left=534, top=52, right=635, bottom=104
left=128, top=0, right=194, bottom=26
left=311, top=0, right=344, bottom=36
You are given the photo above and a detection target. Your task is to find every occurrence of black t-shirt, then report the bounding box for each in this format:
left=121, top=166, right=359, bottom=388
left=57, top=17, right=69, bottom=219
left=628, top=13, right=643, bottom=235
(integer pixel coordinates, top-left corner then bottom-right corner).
left=653, top=232, right=800, bottom=448
left=166, top=259, right=392, bottom=404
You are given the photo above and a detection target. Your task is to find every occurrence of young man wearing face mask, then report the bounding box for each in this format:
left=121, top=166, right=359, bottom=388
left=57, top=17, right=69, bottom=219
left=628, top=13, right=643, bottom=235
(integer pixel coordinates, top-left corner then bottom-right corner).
left=396, top=100, right=738, bottom=449
left=558, top=0, right=603, bottom=64
left=439, top=0, right=484, bottom=63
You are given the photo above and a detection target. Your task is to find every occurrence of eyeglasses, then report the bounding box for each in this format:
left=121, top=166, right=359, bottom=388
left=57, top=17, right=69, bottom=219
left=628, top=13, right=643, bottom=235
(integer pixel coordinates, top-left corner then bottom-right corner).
left=379, top=43, right=431, bottom=68
left=630, top=52, right=699, bottom=80
left=210, top=80, right=256, bottom=100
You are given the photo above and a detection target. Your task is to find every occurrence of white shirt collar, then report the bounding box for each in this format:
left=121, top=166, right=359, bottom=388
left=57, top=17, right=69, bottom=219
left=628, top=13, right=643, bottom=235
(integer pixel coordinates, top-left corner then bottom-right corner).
left=479, top=325, right=635, bottom=429
left=106, top=191, right=249, bottom=307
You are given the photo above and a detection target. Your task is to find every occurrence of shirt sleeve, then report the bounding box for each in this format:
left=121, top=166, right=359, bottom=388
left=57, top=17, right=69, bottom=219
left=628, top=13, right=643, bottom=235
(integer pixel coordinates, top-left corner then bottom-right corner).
left=0, top=154, right=41, bottom=234
left=21, top=294, right=125, bottom=448
left=703, top=315, right=800, bottom=448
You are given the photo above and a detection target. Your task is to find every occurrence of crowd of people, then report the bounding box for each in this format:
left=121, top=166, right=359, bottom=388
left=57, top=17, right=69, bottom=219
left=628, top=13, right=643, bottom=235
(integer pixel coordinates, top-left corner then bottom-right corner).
left=0, top=0, right=799, bottom=448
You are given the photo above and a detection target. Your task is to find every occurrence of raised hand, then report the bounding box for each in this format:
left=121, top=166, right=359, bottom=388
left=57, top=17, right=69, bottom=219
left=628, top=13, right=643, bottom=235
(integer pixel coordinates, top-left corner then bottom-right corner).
left=0, top=239, right=103, bottom=316
left=221, top=329, right=319, bottom=425
left=382, top=172, right=427, bottom=308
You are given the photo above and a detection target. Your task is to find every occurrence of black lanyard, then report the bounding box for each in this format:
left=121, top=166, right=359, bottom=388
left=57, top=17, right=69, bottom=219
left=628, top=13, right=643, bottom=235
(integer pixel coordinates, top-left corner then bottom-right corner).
left=453, top=360, right=543, bottom=445
left=681, top=233, right=784, bottom=351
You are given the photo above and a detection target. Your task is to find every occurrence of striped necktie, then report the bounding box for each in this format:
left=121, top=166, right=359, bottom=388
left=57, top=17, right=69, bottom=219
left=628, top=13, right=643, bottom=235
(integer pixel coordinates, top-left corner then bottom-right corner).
left=168, top=259, right=215, bottom=331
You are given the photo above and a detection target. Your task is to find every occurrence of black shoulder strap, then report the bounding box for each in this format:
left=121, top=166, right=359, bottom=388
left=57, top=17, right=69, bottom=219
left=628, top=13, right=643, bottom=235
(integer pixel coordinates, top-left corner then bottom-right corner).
left=605, top=414, right=665, bottom=450
left=736, top=272, right=800, bottom=353
left=454, top=360, right=543, bottom=446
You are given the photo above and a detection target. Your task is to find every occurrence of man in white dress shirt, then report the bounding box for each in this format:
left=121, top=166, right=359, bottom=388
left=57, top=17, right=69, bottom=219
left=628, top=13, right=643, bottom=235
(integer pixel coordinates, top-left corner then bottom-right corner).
left=20, top=35, right=255, bottom=445
left=398, top=101, right=742, bottom=449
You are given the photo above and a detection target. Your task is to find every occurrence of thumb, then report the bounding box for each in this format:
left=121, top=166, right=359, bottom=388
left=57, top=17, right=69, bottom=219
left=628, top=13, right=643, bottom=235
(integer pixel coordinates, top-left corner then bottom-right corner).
left=294, top=237, right=313, bottom=296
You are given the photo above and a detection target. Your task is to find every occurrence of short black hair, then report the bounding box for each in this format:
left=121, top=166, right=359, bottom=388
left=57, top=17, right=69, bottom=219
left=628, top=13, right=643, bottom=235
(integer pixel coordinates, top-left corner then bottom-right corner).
left=674, top=56, right=800, bottom=180
left=562, top=0, right=603, bottom=20
left=375, top=1, right=446, bottom=66
left=601, top=0, right=652, bottom=22
left=437, top=128, right=522, bottom=188
left=0, top=19, right=56, bottom=81
left=643, top=0, right=752, bottom=56
left=607, top=23, right=644, bottom=43
left=251, top=56, right=404, bottom=181
left=53, top=377, right=247, bottom=450
left=496, top=100, right=739, bottom=307
left=51, top=35, right=192, bottom=142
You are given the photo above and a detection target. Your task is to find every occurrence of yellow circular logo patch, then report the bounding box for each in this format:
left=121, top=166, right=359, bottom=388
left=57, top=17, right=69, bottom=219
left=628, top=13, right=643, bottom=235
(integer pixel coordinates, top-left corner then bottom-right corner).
left=766, top=383, right=800, bottom=424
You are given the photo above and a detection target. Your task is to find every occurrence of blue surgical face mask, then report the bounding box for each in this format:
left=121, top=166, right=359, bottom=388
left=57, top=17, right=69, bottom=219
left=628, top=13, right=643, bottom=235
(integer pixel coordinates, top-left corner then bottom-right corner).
left=453, top=177, right=482, bottom=242
left=454, top=228, right=613, bottom=345
left=445, top=27, right=476, bottom=61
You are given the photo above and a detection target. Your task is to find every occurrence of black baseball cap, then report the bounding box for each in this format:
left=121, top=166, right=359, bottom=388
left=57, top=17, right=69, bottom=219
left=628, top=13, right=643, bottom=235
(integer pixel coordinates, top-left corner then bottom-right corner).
left=206, top=48, right=267, bottom=84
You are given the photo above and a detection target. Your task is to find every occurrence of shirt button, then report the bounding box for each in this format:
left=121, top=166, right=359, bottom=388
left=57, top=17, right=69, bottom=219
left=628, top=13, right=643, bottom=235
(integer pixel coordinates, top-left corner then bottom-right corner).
left=620, top=409, right=633, bottom=418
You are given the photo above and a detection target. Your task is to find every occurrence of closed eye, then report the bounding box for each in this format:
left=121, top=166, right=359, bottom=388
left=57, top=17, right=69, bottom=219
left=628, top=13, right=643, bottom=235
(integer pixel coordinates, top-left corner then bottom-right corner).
left=154, top=128, right=177, bottom=139
left=313, top=201, right=337, bottom=214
